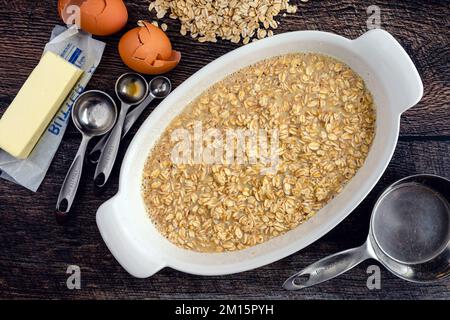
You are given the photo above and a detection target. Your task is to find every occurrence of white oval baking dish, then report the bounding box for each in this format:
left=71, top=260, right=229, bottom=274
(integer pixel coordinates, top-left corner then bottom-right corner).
left=96, top=29, right=423, bottom=278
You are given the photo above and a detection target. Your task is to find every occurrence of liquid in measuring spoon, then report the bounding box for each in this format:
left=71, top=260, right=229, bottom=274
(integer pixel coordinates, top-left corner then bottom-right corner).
left=117, top=76, right=147, bottom=103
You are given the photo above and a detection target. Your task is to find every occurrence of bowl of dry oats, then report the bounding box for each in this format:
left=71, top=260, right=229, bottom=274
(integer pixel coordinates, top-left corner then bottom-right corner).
left=97, top=29, right=423, bottom=278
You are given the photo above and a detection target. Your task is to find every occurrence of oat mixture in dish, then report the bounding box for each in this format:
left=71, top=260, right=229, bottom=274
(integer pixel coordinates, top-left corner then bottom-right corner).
left=142, top=53, right=376, bottom=252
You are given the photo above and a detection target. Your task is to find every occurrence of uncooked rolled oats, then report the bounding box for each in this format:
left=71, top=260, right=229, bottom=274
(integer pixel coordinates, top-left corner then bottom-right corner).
left=148, top=0, right=303, bottom=43
left=142, top=53, right=376, bottom=252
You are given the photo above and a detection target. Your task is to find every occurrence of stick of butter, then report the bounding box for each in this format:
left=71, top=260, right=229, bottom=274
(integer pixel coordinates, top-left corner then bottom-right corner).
left=0, top=52, right=83, bottom=159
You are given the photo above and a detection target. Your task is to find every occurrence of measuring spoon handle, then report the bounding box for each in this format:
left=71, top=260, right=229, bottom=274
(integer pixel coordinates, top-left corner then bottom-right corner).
left=283, top=243, right=371, bottom=290
left=94, top=103, right=130, bottom=187
left=123, top=94, right=155, bottom=135
left=89, top=95, right=155, bottom=163
left=56, top=135, right=90, bottom=215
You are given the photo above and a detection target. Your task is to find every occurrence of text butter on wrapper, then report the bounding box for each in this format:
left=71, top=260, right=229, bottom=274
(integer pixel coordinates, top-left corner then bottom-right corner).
left=0, top=25, right=106, bottom=192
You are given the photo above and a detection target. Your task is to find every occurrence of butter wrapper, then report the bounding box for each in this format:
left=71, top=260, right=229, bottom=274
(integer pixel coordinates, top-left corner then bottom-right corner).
left=0, top=25, right=106, bottom=192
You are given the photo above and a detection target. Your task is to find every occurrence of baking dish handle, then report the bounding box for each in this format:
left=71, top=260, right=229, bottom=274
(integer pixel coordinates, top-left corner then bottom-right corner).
left=96, top=196, right=166, bottom=278
left=353, top=29, right=423, bottom=114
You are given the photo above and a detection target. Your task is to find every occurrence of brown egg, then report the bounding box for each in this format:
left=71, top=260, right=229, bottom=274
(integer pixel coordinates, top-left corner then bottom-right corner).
left=119, top=21, right=181, bottom=75
left=58, top=0, right=128, bottom=36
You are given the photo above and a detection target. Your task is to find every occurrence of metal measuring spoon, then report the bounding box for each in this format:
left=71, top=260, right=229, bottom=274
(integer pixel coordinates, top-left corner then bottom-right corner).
left=88, top=76, right=172, bottom=164
left=94, top=73, right=148, bottom=187
left=56, top=91, right=117, bottom=216
left=284, top=174, right=450, bottom=290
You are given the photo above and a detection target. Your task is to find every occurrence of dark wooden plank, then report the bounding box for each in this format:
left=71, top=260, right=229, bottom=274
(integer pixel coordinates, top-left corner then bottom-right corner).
left=0, top=140, right=448, bottom=300
left=0, top=0, right=449, bottom=300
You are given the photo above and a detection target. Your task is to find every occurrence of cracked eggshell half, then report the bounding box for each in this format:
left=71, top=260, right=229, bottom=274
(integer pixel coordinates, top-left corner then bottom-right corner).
left=118, top=21, right=181, bottom=75
left=58, top=0, right=128, bottom=36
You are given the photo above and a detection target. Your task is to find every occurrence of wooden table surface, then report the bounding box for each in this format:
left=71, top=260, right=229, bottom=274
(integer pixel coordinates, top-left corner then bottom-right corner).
left=0, top=0, right=449, bottom=300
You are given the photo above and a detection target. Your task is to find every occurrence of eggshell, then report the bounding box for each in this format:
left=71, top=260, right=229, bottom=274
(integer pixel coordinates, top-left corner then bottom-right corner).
left=118, top=21, right=181, bottom=75
left=58, top=0, right=128, bottom=36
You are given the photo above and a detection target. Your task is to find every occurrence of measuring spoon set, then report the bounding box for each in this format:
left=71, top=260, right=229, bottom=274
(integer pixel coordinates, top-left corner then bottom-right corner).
left=56, top=73, right=172, bottom=217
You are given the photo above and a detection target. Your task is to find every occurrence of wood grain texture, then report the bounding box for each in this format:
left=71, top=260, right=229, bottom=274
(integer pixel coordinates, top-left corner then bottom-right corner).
left=0, top=0, right=449, bottom=300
